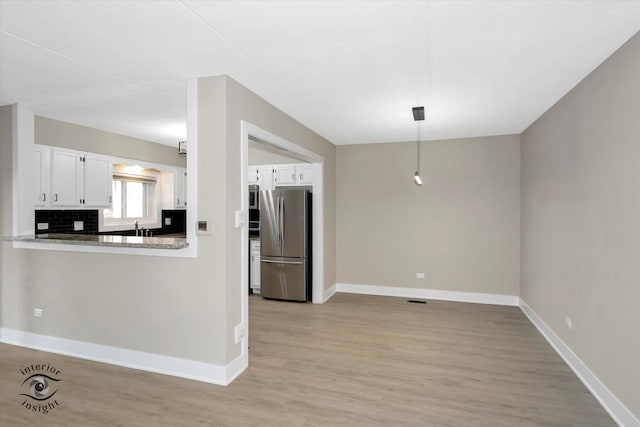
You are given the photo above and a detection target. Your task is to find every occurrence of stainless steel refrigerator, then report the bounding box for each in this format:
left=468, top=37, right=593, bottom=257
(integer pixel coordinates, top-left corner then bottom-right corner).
left=260, top=189, right=311, bottom=301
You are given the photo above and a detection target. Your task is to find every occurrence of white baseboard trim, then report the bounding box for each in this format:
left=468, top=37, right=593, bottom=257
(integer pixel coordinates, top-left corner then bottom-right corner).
left=0, top=328, right=246, bottom=387
left=336, top=283, right=519, bottom=306
left=322, top=284, right=337, bottom=303
left=519, top=300, right=639, bottom=427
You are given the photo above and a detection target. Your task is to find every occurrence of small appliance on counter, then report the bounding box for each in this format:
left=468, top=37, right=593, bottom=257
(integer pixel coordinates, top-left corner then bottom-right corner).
left=260, top=189, right=311, bottom=302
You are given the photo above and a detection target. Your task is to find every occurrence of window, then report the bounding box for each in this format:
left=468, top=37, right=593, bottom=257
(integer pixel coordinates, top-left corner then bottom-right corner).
left=107, top=179, right=150, bottom=219
left=102, top=171, right=160, bottom=230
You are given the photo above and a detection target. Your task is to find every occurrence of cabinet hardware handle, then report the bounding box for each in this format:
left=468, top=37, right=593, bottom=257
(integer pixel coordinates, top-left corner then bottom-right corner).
left=292, top=173, right=295, bottom=181
left=54, top=194, right=58, bottom=202
left=109, top=195, right=112, bottom=203
left=42, top=193, right=46, bottom=202
left=300, top=173, right=303, bottom=180
left=177, top=198, right=180, bottom=205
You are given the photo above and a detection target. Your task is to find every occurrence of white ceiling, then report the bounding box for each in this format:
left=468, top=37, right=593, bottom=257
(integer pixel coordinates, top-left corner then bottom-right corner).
left=1, top=1, right=639, bottom=146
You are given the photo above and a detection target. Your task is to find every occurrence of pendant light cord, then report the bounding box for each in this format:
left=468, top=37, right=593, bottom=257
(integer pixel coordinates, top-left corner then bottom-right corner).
left=416, top=124, right=421, bottom=174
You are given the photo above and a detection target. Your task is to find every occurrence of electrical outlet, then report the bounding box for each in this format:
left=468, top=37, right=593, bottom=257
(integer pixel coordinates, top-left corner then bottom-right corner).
left=33, top=308, right=43, bottom=318
left=74, top=221, right=83, bottom=231
left=416, top=273, right=425, bottom=279
left=565, top=316, right=572, bottom=330
left=234, top=324, right=246, bottom=344
left=37, top=222, right=49, bottom=230
left=164, top=217, right=172, bottom=226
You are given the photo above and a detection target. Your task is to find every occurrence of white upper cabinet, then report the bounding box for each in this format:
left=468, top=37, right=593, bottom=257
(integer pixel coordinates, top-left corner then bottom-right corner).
left=298, top=164, right=313, bottom=185
left=249, top=163, right=315, bottom=188
left=37, top=146, right=113, bottom=209
left=273, top=165, right=297, bottom=185
left=50, top=149, right=83, bottom=207
left=83, top=154, right=112, bottom=207
left=34, top=145, right=51, bottom=207
left=248, top=166, right=275, bottom=190
left=248, top=166, right=260, bottom=184
left=175, top=168, right=187, bottom=208
left=258, top=166, right=274, bottom=190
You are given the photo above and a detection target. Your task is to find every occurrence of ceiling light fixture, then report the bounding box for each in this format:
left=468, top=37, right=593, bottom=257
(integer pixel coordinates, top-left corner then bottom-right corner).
left=412, top=106, right=424, bottom=186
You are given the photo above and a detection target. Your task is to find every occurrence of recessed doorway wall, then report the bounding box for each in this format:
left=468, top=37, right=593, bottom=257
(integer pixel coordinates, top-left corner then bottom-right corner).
left=240, top=120, right=325, bottom=362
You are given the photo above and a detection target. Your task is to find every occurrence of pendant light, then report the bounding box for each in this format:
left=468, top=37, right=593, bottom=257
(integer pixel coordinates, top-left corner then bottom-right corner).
left=412, top=106, right=424, bottom=186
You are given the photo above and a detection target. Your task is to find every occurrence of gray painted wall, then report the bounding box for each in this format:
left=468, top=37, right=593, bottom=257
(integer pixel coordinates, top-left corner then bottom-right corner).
left=521, top=32, right=640, bottom=418
left=0, top=105, right=225, bottom=366
left=222, top=76, right=336, bottom=359
left=0, top=74, right=336, bottom=369
left=248, top=143, right=300, bottom=165
left=336, top=136, right=521, bottom=296
left=35, top=116, right=186, bottom=167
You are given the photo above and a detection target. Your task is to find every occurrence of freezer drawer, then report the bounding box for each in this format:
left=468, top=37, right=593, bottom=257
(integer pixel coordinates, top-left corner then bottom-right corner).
left=260, top=257, right=307, bottom=301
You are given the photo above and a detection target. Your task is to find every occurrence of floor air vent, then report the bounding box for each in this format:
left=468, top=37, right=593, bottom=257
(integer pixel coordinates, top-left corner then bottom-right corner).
left=407, top=299, right=427, bottom=304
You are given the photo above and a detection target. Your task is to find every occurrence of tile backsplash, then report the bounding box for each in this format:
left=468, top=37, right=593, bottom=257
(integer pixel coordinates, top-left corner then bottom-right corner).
left=34, top=209, right=185, bottom=236
left=161, top=210, right=186, bottom=234
left=35, top=210, right=99, bottom=235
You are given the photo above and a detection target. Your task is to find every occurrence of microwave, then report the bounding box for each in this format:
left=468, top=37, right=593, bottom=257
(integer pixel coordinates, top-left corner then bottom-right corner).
left=249, top=185, right=259, bottom=209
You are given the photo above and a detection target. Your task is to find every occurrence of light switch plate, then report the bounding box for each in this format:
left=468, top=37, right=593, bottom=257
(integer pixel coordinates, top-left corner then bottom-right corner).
left=235, top=210, right=244, bottom=228
left=74, top=221, right=83, bottom=231
left=37, top=222, right=49, bottom=230
left=164, top=217, right=172, bottom=226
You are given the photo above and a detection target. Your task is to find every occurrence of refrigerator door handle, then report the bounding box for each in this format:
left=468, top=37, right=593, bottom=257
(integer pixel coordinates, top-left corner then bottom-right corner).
left=279, top=196, right=284, bottom=252
left=274, top=196, right=279, bottom=251
left=262, top=259, right=303, bottom=265
left=281, top=196, right=285, bottom=249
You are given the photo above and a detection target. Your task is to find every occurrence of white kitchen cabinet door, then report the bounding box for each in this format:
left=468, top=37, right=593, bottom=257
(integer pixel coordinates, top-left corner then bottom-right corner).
left=175, top=168, right=187, bottom=208
left=273, top=165, right=297, bottom=185
left=83, top=154, right=112, bottom=207
left=258, top=166, right=274, bottom=190
left=34, top=146, right=50, bottom=207
left=51, top=150, right=83, bottom=207
left=298, top=164, right=313, bottom=185
left=248, top=166, right=260, bottom=184
left=250, top=240, right=261, bottom=292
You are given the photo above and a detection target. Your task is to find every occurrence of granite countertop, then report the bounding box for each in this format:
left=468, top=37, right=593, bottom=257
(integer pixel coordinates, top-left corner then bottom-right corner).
left=6, top=233, right=188, bottom=250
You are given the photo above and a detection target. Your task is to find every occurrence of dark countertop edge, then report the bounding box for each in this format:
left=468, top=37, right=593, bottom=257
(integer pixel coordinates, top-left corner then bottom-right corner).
left=3, top=236, right=189, bottom=250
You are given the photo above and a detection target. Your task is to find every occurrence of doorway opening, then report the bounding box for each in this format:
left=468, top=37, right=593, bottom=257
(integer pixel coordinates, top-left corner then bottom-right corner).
left=240, top=121, right=324, bottom=364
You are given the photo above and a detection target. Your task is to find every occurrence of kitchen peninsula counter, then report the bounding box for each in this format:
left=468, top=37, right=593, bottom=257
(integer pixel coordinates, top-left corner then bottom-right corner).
left=5, top=233, right=188, bottom=250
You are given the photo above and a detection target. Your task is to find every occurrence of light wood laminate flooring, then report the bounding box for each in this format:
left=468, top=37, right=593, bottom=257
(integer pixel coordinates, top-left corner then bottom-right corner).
left=0, top=293, right=614, bottom=426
